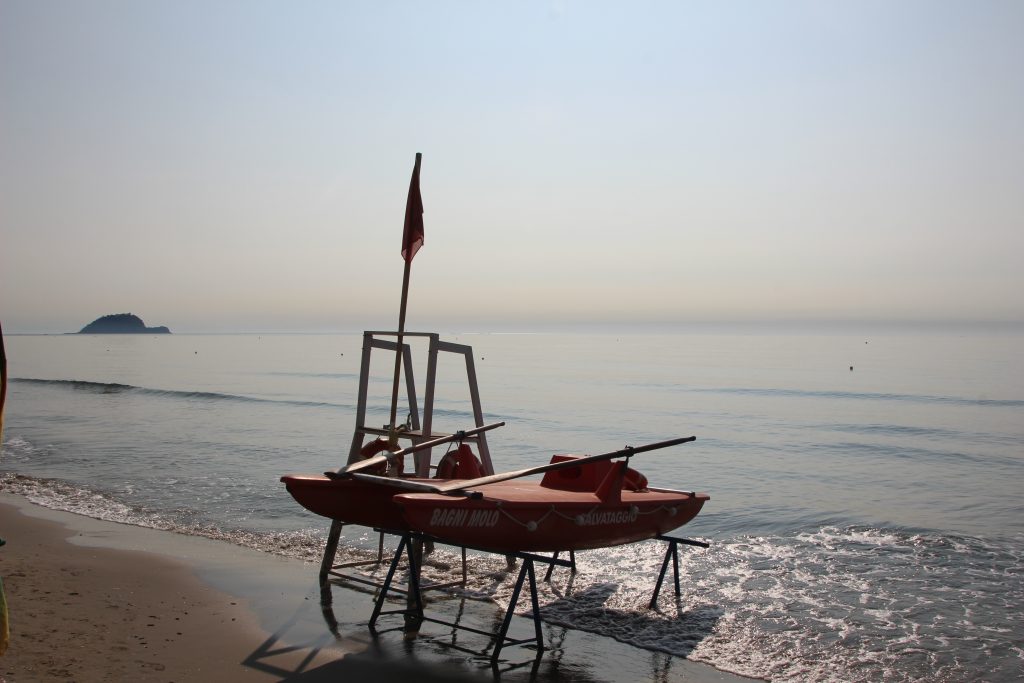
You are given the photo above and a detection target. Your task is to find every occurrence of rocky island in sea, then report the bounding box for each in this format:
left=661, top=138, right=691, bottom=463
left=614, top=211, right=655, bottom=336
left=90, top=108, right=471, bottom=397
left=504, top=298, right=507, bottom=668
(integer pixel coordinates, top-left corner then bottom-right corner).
left=78, top=313, right=171, bottom=334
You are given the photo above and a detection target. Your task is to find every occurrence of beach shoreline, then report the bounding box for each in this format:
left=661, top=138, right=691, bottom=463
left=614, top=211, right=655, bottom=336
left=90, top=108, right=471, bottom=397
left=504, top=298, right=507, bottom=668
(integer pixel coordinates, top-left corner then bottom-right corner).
left=0, top=494, right=752, bottom=682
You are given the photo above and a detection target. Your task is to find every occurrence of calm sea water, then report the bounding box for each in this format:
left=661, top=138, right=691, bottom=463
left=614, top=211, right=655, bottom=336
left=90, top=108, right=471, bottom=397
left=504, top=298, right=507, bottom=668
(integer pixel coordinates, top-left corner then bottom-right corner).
left=2, top=328, right=1022, bottom=681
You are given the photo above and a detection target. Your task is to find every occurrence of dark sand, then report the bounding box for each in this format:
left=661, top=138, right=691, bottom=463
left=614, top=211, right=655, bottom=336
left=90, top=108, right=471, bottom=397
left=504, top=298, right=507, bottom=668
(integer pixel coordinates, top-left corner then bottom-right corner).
left=0, top=494, right=753, bottom=682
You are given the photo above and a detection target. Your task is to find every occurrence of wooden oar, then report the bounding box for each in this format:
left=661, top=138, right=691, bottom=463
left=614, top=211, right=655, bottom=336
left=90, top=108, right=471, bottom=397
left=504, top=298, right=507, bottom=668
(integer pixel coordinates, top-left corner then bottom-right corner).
left=325, top=421, right=505, bottom=478
left=351, top=435, right=696, bottom=494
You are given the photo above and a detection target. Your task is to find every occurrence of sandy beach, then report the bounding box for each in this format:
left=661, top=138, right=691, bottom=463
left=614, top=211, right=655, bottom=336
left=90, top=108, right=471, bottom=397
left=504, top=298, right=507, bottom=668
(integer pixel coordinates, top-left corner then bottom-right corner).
left=0, top=494, right=751, bottom=682
left=0, top=496, right=362, bottom=683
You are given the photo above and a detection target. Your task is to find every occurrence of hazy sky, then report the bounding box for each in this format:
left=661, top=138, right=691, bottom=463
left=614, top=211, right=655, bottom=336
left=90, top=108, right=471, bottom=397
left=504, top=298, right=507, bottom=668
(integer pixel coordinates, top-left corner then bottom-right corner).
left=2, top=1, right=1022, bottom=333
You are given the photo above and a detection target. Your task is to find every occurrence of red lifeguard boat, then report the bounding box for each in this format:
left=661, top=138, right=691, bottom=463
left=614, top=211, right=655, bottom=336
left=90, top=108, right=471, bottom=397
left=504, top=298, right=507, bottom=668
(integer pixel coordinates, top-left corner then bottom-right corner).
left=285, top=435, right=708, bottom=553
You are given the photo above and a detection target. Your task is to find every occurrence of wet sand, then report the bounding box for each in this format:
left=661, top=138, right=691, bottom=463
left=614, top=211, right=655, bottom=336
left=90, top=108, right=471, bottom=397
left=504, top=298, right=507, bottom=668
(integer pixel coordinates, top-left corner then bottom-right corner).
left=0, top=494, right=754, bottom=682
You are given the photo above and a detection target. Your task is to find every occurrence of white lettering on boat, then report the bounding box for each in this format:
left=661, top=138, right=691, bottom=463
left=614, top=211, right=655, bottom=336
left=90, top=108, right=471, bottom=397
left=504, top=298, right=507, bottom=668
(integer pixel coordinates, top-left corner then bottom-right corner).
left=428, top=508, right=499, bottom=528
left=467, top=509, right=500, bottom=527
left=575, top=508, right=639, bottom=526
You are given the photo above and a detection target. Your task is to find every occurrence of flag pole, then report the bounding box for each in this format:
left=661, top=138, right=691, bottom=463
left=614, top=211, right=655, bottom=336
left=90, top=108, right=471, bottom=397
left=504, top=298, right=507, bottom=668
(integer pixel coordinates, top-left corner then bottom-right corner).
left=388, top=153, right=423, bottom=446
left=388, top=260, right=412, bottom=445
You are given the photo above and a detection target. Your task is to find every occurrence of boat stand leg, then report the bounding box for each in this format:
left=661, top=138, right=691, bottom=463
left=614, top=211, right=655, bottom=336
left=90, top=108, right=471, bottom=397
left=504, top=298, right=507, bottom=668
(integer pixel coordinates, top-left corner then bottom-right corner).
left=493, top=560, right=528, bottom=662
left=369, top=534, right=409, bottom=631
left=491, top=558, right=543, bottom=665
left=405, top=538, right=425, bottom=631
left=319, top=520, right=344, bottom=605
left=649, top=539, right=679, bottom=609
left=368, top=534, right=425, bottom=633
left=526, top=560, right=544, bottom=654
left=671, top=541, right=681, bottom=597
left=543, top=552, right=560, bottom=582
left=543, top=549, right=577, bottom=582
left=649, top=536, right=711, bottom=610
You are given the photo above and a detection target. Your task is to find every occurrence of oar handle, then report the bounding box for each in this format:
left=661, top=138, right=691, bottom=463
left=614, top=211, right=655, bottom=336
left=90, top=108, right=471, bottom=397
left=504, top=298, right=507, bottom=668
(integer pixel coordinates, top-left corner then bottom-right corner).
left=516, top=435, right=696, bottom=477
left=615, top=435, right=695, bottom=457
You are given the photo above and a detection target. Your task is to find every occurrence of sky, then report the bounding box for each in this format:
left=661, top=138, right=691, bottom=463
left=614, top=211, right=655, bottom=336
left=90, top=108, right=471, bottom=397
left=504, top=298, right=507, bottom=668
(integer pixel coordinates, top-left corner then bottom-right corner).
left=2, top=1, right=1022, bottom=333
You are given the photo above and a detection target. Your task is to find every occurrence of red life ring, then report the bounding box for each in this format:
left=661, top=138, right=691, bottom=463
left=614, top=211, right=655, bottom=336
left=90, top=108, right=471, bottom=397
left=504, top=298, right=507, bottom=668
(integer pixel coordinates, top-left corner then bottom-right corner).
left=435, top=443, right=483, bottom=480
left=359, top=438, right=403, bottom=476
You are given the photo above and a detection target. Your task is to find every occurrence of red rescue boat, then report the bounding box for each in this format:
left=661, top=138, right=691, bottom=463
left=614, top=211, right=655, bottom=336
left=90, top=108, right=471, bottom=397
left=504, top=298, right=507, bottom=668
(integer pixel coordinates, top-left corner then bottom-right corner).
left=283, top=436, right=708, bottom=552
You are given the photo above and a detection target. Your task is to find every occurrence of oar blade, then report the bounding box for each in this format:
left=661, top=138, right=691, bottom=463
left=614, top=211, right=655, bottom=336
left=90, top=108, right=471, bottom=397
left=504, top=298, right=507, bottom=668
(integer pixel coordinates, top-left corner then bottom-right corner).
left=326, top=453, right=393, bottom=478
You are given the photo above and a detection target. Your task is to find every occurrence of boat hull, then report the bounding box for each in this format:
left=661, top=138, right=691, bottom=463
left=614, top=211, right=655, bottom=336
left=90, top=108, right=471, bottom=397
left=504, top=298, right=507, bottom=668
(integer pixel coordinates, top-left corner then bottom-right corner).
left=280, top=474, right=427, bottom=531
left=395, top=482, right=709, bottom=552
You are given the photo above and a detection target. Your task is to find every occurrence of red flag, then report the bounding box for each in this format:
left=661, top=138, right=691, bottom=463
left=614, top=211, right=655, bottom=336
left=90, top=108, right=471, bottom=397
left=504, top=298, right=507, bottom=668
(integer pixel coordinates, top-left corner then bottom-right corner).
left=401, top=154, right=424, bottom=262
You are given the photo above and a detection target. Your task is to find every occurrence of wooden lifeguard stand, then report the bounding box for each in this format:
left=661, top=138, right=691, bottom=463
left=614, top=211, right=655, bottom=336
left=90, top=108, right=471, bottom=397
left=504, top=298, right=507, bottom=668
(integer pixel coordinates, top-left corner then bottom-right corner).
left=318, top=330, right=497, bottom=599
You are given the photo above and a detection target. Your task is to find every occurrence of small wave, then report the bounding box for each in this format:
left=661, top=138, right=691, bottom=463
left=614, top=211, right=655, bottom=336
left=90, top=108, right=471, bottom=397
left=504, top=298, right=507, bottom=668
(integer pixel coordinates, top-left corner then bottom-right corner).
left=820, top=440, right=1017, bottom=468
left=0, top=435, right=45, bottom=459
left=688, top=385, right=1024, bottom=408
left=1, top=471, right=177, bottom=529
left=817, top=422, right=1023, bottom=447
left=11, top=377, right=348, bottom=411
left=264, top=371, right=359, bottom=381
left=826, top=422, right=964, bottom=439
left=13, top=378, right=136, bottom=393
left=0, top=472, right=351, bottom=564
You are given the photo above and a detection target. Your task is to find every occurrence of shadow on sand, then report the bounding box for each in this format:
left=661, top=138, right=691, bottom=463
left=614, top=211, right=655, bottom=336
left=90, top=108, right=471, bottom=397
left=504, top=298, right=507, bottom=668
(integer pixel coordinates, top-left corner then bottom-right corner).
left=240, top=569, right=723, bottom=682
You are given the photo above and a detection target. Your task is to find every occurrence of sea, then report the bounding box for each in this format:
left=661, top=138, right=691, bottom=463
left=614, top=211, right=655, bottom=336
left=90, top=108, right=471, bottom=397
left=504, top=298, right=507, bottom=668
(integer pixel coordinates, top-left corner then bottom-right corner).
left=1, top=326, right=1022, bottom=682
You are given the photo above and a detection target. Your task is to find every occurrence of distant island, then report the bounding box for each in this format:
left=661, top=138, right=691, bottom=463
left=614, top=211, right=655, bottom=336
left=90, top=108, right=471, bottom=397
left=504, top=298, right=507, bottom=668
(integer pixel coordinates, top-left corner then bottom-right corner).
left=78, top=313, right=171, bottom=334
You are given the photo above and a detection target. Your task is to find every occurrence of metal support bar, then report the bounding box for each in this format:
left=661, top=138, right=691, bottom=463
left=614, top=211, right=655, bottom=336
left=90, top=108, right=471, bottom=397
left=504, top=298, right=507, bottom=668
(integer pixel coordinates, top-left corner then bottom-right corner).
left=321, top=529, right=468, bottom=601
left=368, top=534, right=424, bottom=631
left=648, top=535, right=710, bottom=609
left=368, top=336, right=421, bottom=433
left=542, top=550, right=576, bottom=582
left=437, top=339, right=494, bottom=475
left=417, top=334, right=440, bottom=475
left=488, top=557, right=544, bottom=664
left=320, top=528, right=390, bottom=603
left=319, top=520, right=345, bottom=604
left=366, top=533, right=572, bottom=665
